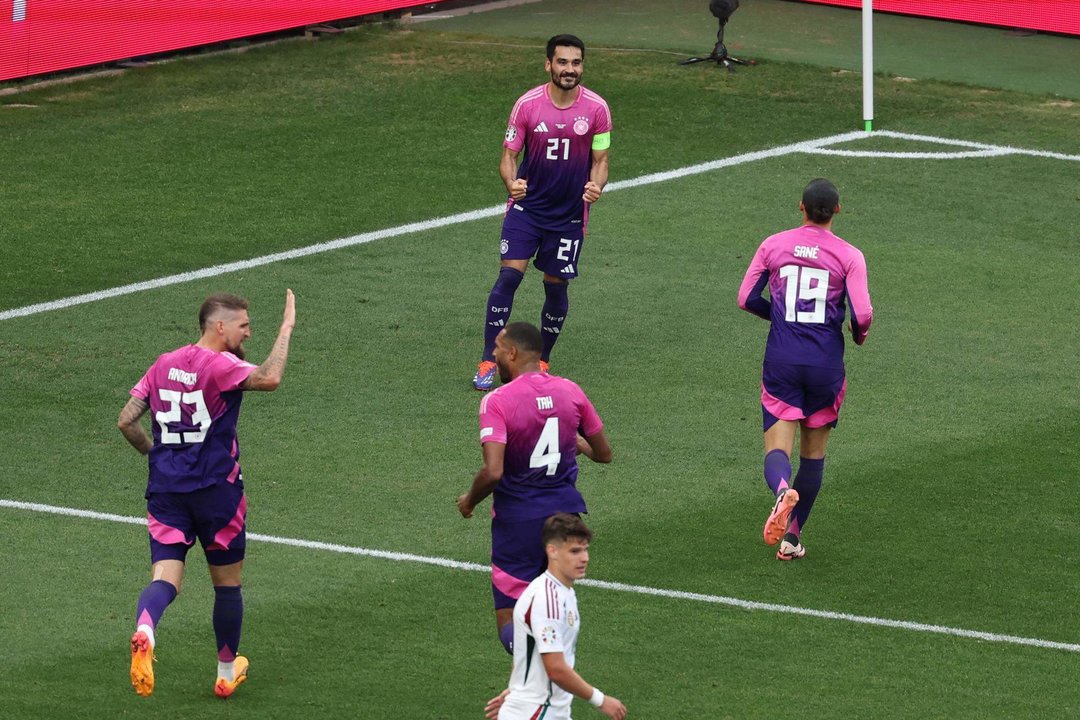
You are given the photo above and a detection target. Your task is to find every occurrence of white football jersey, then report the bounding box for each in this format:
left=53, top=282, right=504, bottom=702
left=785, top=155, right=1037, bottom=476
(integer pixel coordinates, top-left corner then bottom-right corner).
left=498, top=572, right=581, bottom=719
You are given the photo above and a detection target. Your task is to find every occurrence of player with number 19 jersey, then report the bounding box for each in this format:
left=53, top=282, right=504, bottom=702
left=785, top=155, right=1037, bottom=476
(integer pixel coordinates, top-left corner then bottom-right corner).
left=479, top=371, right=603, bottom=521
left=131, top=345, right=257, bottom=496
left=738, top=224, right=873, bottom=371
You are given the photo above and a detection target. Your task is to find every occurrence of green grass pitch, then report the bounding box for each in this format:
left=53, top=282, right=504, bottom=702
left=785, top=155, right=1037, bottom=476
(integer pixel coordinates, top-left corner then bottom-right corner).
left=1, top=6, right=1078, bottom=718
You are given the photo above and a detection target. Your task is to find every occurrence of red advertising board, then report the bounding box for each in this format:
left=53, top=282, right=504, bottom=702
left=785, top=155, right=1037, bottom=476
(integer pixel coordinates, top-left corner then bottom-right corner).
left=793, top=0, right=1079, bottom=36
left=1, top=0, right=445, bottom=82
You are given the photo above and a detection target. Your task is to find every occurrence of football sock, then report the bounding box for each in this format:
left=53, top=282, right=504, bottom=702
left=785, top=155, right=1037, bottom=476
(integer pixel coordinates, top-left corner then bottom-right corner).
left=217, top=660, right=235, bottom=683
left=789, top=456, right=825, bottom=537
left=213, top=585, right=244, bottom=664
left=482, top=267, right=524, bottom=361
left=763, top=449, right=791, bottom=496
left=135, top=579, right=177, bottom=647
left=499, top=623, right=514, bottom=654
left=540, top=280, right=569, bottom=362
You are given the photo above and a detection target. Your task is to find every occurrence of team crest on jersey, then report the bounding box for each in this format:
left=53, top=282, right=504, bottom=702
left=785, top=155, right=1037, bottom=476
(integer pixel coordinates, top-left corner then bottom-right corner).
left=573, top=116, right=590, bottom=135
left=505, top=125, right=517, bottom=142
left=566, top=610, right=576, bottom=627
left=500, top=239, right=509, bottom=255
left=540, top=625, right=558, bottom=645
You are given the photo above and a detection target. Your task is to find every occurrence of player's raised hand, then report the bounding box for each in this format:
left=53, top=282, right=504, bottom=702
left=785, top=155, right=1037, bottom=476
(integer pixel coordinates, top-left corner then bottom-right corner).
left=281, top=288, right=296, bottom=331
left=600, top=695, right=627, bottom=719
left=484, top=688, right=510, bottom=719
left=582, top=181, right=602, bottom=203
left=508, top=178, right=528, bottom=201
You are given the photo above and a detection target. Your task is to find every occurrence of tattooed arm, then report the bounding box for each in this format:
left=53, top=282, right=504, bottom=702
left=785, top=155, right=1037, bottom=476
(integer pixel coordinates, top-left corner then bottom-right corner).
left=241, top=289, right=296, bottom=392
left=118, top=397, right=152, bottom=455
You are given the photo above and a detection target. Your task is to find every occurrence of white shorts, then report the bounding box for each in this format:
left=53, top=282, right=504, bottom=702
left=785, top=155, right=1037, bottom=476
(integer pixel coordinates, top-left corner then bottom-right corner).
left=498, top=696, right=571, bottom=720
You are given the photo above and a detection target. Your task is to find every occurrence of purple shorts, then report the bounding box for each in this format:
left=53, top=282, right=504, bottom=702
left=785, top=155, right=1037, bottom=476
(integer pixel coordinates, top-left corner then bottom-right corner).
left=500, top=205, right=584, bottom=280
left=490, top=514, right=553, bottom=610
left=146, top=481, right=247, bottom=566
left=761, top=361, right=847, bottom=431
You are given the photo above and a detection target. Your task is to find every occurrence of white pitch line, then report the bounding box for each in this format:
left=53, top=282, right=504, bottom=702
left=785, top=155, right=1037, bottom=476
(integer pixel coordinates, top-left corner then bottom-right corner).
left=806, top=149, right=1013, bottom=159
left=873, top=130, right=1080, bottom=162
left=4, top=498, right=1079, bottom=654
left=0, top=129, right=865, bottom=322
left=0, top=130, right=867, bottom=323
left=4, top=129, right=1076, bottom=324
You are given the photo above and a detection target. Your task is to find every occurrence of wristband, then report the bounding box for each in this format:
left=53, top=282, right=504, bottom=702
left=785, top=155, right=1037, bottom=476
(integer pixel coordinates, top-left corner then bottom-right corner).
left=588, top=688, right=605, bottom=707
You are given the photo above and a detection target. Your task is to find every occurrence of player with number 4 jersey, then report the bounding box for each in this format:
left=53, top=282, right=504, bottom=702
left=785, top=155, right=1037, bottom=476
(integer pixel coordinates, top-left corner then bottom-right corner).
left=458, top=322, right=612, bottom=654
left=738, top=179, right=872, bottom=561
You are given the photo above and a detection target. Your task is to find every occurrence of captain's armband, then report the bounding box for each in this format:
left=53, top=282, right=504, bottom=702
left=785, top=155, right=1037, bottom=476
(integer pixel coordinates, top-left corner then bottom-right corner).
left=591, top=132, right=611, bottom=151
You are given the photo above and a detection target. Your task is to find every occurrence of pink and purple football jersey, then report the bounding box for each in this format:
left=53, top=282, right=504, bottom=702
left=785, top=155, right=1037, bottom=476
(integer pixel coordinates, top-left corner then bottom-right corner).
left=738, top=224, right=873, bottom=369
left=131, top=344, right=256, bottom=495
left=479, top=371, right=603, bottom=521
left=503, top=83, right=612, bottom=228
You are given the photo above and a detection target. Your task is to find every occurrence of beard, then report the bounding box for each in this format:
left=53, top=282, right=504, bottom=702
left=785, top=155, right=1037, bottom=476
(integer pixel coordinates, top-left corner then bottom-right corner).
left=497, top=359, right=512, bottom=384
left=228, top=341, right=246, bottom=360
left=551, top=71, right=580, bottom=90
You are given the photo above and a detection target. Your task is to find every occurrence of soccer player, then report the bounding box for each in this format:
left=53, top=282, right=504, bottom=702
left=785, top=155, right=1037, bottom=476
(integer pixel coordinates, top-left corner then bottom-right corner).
left=117, top=289, right=296, bottom=697
left=483, top=514, right=627, bottom=720
left=458, top=322, right=612, bottom=654
left=738, top=179, right=873, bottom=560
left=473, top=33, right=612, bottom=391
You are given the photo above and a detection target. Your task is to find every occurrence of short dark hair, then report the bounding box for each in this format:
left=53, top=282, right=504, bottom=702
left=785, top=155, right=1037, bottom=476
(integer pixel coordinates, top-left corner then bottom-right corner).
left=802, top=178, right=840, bottom=224
left=503, top=321, right=543, bottom=356
left=546, top=34, right=585, bottom=60
left=542, top=513, right=593, bottom=546
left=198, top=293, right=249, bottom=331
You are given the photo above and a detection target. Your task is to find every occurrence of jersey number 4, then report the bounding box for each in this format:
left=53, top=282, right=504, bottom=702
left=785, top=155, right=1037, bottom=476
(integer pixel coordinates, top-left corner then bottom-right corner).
left=156, top=389, right=211, bottom=444
left=779, top=265, right=829, bottom=324
left=530, top=417, right=561, bottom=476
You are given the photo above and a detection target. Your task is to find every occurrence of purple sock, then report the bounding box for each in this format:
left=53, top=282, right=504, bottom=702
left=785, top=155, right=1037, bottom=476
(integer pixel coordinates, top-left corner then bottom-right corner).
left=213, top=585, right=244, bottom=662
left=789, top=456, right=825, bottom=537
left=482, top=267, right=524, bottom=361
left=499, top=623, right=514, bottom=654
left=540, top=280, right=569, bottom=362
left=135, top=579, right=177, bottom=631
left=763, top=449, right=791, bottom=496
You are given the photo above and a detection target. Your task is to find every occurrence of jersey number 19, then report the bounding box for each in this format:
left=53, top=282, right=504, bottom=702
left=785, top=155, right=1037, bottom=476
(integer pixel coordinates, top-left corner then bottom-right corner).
left=779, top=265, right=829, bottom=324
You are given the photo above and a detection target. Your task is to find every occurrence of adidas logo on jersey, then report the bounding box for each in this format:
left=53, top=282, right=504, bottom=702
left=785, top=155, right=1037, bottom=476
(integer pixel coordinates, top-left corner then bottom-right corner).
left=533, top=122, right=549, bottom=133
left=561, top=264, right=575, bottom=274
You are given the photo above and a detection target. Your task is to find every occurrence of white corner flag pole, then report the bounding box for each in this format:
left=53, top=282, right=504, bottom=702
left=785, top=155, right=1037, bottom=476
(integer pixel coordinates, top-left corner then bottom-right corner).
left=862, top=0, right=874, bottom=131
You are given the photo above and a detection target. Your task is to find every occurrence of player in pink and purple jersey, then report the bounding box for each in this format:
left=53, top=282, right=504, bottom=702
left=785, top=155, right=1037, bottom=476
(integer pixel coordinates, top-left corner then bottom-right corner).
left=458, top=322, right=612, bottom=654
left=738, top=179, right=873, bottom=561
left=118, top=290, right=296, bottom=697
left=473, top=34, right=612, bottom=391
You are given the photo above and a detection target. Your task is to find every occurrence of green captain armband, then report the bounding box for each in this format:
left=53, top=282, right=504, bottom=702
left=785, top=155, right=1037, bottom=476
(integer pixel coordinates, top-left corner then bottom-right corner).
left=591, top=132, right=611, bottom=151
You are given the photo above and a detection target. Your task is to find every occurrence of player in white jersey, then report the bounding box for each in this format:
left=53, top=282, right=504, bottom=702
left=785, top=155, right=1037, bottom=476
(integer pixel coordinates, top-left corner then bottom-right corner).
left=484, top=514, right=627, bottom=720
